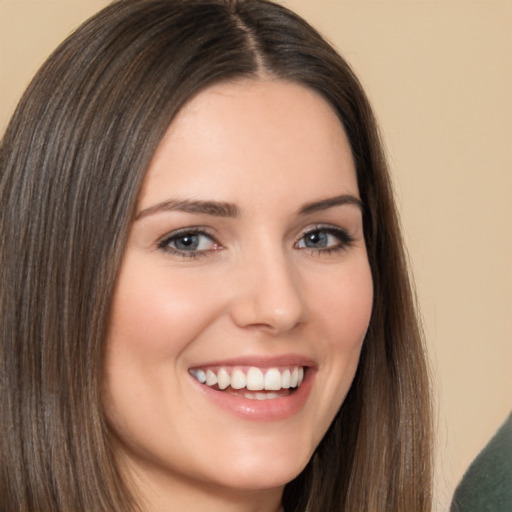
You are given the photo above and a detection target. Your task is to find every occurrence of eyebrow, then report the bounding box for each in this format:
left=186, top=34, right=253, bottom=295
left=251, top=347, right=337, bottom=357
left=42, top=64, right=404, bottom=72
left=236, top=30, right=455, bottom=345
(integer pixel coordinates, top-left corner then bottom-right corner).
left=135, top=194, right=362, bottom=221
left=135, top=199, right=240, bottom=220
left=298, top=194, right=363, bottom=215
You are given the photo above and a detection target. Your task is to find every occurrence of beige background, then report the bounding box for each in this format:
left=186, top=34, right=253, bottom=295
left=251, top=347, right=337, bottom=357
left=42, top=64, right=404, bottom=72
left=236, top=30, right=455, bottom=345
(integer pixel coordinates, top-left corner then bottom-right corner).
left=1, top=1, right=511, bottom=510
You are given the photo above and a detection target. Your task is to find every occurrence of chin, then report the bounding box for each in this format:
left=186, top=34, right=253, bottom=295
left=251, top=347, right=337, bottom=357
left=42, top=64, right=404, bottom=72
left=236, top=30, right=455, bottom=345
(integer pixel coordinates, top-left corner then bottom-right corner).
left=211, top=462, right=306, bottom=492
left=202, top=436, right=314, bottom=492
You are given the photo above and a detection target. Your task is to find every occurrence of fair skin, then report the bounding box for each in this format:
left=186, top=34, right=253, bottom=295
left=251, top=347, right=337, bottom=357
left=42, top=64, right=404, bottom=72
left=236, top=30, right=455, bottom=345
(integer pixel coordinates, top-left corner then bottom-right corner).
left=104, top=79, right=374, bottom=512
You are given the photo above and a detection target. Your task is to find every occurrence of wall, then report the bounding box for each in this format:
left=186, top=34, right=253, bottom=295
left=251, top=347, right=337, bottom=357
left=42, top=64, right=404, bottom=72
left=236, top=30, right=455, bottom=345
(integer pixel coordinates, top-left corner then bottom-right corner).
left=288, top=2, right=512, bottom=509
left=1, top=1, right=511, bottom=510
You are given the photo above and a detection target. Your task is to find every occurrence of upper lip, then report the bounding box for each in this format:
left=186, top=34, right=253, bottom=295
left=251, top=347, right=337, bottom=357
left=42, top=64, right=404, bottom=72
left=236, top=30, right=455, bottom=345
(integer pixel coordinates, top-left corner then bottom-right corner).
left=188, top=354, right=316, bottom=370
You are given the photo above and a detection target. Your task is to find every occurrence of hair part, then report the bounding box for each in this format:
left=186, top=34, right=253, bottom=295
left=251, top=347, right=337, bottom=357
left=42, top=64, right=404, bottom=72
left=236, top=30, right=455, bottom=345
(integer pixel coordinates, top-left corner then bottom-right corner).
left=0, top=1, right=433, bottom=511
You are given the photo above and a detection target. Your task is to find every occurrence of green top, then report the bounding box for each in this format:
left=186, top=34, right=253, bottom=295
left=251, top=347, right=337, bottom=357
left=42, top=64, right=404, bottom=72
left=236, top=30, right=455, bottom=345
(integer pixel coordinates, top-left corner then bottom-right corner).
left=450, top=412, right=512, bottom=512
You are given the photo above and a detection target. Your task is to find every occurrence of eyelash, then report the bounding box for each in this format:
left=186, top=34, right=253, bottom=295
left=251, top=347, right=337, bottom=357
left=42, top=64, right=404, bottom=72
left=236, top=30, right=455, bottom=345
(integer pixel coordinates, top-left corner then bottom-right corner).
left=157, top=227, right=220, bottom=259
left=295, top=225, right=355, bottom=255
left=157, top=225, right=355, bottom=259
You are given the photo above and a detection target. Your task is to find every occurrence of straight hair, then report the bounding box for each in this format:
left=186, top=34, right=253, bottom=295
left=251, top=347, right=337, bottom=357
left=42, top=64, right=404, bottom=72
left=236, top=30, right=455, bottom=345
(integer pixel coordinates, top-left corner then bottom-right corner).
left=0, top=1, right=433, bottom=510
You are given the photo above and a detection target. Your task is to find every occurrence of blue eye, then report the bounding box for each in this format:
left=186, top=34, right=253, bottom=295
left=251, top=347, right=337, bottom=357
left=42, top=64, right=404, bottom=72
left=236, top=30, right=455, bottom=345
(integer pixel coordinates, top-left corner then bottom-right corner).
left=158, top=229, right=219, bottom=256
left=301, top=231, right=330, bottom=248
left=296, top=227, right=353, bottom=252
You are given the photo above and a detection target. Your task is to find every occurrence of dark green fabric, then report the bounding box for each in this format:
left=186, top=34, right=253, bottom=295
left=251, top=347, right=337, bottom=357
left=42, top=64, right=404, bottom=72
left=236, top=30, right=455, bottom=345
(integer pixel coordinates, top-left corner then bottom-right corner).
left=450, top=412, right=512, bottom=512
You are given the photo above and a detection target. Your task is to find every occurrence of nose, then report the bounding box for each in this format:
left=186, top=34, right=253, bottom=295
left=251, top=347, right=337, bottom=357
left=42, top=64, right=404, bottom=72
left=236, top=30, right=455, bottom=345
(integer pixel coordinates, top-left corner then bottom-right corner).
left=229, top=249, right=307, bottom=334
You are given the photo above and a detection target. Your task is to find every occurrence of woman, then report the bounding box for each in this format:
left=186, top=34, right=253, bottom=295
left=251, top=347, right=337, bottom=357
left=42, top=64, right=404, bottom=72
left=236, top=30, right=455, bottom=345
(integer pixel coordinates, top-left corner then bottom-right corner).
left=0, top=1, right=433, bottom=511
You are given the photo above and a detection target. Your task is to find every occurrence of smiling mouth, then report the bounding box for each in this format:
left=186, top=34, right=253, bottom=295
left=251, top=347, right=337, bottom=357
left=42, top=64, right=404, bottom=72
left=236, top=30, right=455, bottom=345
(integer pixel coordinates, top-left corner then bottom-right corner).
left=189, top=366, right=305, bottom=400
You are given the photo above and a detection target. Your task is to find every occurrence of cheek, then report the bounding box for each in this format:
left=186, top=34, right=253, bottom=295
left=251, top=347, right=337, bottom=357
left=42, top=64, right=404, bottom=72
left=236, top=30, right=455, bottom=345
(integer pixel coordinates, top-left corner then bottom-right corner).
left=107, top=258, right=223, bottom=358
left=313, top=258, right=374, bottom=346
left=102, top=260, right=227, bottom=458
left=308, top=258, right=373, bottom=416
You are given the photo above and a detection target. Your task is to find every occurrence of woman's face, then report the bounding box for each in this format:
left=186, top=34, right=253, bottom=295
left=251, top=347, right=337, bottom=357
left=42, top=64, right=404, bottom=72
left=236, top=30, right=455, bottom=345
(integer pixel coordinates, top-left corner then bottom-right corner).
left=104, top=79, right=373, bottom=503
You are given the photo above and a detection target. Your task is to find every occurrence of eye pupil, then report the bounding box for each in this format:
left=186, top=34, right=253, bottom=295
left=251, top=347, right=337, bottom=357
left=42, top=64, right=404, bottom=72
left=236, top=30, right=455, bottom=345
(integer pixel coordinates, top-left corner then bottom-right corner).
left=305, top=231, right=327, bottom=247
left=175, top=234, right=199, bottom=250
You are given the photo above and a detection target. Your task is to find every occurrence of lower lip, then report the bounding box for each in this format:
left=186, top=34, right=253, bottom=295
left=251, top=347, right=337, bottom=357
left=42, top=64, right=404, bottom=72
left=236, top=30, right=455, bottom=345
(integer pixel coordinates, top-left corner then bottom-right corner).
left=191, top=370, right=314, bottom=422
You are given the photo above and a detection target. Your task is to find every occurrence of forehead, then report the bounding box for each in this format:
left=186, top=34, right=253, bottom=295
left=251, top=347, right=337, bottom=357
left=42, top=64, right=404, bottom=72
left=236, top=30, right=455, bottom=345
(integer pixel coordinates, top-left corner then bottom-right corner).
left=139, top=79, right=358, bottom=210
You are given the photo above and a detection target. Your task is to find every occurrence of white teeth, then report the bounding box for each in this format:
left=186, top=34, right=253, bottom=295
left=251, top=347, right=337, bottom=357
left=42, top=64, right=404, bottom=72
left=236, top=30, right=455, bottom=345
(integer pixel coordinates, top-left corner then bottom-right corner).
left=281, top=369, right=291, bottom=389
left=190, top=365, right=307, bottom=393
left=191, top=369, right=206, bottom=384
left=298, top=367, right=304, bottom=386
left=246, top=367, right=264, bottom=390
left=290, top=368, right=298, bottom=387
left=217, top=368, right=230, bottom=390
left=264, top=368, right=282, bottom=390
left=205, top=369, right=218, bottom=386
left=230, top=368, right=246, bottom=389
left=243, top=391, right=282, bottom=400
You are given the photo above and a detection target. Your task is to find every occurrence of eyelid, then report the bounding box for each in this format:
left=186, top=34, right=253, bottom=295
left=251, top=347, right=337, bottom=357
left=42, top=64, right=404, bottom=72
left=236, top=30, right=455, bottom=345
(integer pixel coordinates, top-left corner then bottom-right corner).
left=157, top=226, right=221, bottom=258
left=294, top=224, right=355, bottom=251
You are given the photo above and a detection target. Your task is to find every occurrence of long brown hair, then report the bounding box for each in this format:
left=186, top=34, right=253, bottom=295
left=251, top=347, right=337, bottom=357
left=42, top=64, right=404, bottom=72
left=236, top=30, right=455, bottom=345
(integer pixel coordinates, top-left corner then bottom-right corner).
left=0, top=1, right=433, bottom=510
